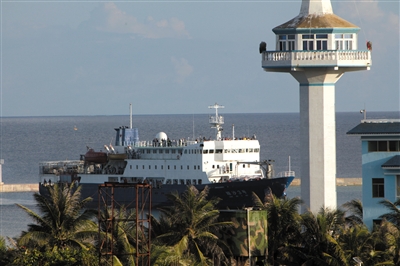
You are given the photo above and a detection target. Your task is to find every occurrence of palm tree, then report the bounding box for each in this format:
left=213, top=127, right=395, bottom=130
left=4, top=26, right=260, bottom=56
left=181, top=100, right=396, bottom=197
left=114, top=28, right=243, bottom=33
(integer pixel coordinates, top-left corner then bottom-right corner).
left=16, top=183, right=98, bottom=251
left=342, top=199, right=363, bottom=227
left=379, top=198, right=400, bottom=227
left=338, top=224, right=374, bottom=264
left=151, top=185, right=232, bottom=265
left=299, top=208, right=348, bottom=266
left=98, top=206, right=139, bottom=265
left=252, top=192, right=302, bottom=265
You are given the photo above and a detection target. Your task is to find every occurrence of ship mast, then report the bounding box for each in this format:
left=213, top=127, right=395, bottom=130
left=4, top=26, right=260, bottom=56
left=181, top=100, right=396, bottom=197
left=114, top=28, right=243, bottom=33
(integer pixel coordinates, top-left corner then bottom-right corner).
left=208, top=103, right=224, bottom=140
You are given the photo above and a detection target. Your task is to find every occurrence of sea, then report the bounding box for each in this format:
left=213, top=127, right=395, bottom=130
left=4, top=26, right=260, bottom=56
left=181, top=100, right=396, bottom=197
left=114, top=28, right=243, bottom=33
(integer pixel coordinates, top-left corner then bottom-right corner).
left=0, top=111, right=399, bottom=239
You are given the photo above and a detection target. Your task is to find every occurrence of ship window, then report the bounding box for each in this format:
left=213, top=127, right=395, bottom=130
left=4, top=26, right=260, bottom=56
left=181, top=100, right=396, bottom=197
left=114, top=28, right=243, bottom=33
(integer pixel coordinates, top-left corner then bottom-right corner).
left=184, top=150, right=187, bottom=154
left=187, top=165, right=190, bottom=170
left=193, top=179, right=197, bottom=185
left=174, top=165, right=176, bottom=170
left=216, top=149, right=222, bottom=154
left=181, top=165, right=183, bottom=170
left=203, top=150, right=208, bottom=154
left=186, top=179, right=191, bottom=185
left=173, top=179, right=178, bottom=185
left=130, top=165, right=132, bottom=169
left=254, top=148, right=260, bottom=152
left=198, top=165, right=200, bottom=170
left=224, top=149, right=230, bottom=153
left=194, top=165, right=196, bottom=170
left=243, top=164, right=246, bottom=168
left=249, top=148, right=253, bottom=152
left=166, top=179, right=172, bottom=185
left=171, top=149, right=176, bottom=154
left=198, top=179, right=202, bottom=184
left=217, top=165, right=219, bottom=169
left=180, top=179, right=185, bottom=185
left=149, top=165, right=151, bottom=169
left=212, top=165, right=215, bottom=169
left=239, top=149, right=244, bottom=153
left=155, top=165, right=157, bottom=169
left=165, top=149, right=169, bottom=154
left=153, top=150, right=157, bottom=154
left=136, top=165, right=138, bottom=169
left=372, top=178, right=385, bottom=198
left=142, top=165, right=145, bottom=169
left=161, top=165, right=163, bottom=170
left=159, top=149, right=163, bottom=154
left=209, top=150, right=214, bottom=154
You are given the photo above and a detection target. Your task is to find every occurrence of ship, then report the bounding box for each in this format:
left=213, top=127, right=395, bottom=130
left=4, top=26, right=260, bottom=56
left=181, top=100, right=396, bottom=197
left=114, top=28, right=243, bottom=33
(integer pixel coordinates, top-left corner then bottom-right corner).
left=39, top=103, right=295, bottom=209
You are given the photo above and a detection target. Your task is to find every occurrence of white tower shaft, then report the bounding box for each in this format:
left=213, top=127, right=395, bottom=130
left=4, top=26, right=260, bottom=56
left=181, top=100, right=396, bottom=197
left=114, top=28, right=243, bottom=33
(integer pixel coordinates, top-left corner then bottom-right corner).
left=299, top=0, right=333, bottom=15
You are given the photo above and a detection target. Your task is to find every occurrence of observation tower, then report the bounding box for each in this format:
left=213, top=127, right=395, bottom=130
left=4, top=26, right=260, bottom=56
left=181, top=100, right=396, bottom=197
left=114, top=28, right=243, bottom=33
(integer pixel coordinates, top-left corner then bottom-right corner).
left=260, top=0, right=371, bottom=212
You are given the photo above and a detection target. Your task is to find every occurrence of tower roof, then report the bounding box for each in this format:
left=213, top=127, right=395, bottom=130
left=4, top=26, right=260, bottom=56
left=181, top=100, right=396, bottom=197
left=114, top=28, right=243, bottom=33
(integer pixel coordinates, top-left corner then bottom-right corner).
left=274, top=13, right=358, bottom=30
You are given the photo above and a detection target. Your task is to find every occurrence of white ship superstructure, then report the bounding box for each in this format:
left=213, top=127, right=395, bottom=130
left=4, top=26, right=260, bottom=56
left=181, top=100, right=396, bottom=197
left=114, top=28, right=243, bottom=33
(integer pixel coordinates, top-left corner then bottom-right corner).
left=40, top=104, right=268, bottom=187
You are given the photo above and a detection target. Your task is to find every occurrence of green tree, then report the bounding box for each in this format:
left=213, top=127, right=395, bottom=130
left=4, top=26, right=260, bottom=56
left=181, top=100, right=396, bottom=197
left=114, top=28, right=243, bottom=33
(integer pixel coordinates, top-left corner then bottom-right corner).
left=299, top=208, right=348, bottom=266
left=252, top=192, right=302, bottom=265
left=151, top=185, right=232, bottom=265
left=98, top=206, right=139, bottom=265
left=342, top=199, right=364, bottom=227
left=16, top=183, right=98, bottom=253
left=379, top=198, right=400, bottom=227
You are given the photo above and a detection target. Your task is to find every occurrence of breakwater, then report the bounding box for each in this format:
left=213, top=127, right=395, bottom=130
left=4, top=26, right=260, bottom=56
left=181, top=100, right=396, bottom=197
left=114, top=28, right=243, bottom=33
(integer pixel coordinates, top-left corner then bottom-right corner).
left=291, top=177, right=362, bottom=186
left=0, top=183, right=39, bottom=192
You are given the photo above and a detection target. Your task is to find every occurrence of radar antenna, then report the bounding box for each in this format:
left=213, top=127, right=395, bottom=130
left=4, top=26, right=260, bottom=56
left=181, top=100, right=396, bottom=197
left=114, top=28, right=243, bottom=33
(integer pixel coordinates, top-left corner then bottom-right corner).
left=208, top=103, right=224, bottom=140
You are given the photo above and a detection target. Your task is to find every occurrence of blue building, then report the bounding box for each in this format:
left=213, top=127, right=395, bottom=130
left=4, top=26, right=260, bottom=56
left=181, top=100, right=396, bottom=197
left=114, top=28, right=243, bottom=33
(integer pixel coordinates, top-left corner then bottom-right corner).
left=347, top=119, right=400, bottom=230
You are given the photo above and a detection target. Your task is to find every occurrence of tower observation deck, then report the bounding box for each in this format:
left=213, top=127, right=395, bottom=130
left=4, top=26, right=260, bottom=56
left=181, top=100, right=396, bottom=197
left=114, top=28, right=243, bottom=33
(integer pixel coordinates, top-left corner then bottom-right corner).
left=260, top=0, right=371, bottom=213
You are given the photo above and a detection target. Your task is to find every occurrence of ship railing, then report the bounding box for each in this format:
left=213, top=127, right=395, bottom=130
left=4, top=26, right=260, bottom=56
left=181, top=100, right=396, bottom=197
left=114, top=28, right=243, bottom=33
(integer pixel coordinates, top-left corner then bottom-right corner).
left=276, top=171, right=295, bottom=178
left=39, top=160, right=83, bottom=175
left=132, top=139, right=198, bottom=148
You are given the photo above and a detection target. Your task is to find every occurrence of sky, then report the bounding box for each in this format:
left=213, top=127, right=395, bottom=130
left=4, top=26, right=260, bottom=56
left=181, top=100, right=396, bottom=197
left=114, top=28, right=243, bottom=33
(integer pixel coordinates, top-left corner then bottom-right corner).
left=1, top=0, right=399, bottom=116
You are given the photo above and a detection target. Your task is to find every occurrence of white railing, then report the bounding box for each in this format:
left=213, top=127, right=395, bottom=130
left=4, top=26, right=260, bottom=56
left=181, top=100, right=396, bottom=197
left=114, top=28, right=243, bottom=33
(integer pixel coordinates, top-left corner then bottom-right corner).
left=263, top=50, right=371, bottom=62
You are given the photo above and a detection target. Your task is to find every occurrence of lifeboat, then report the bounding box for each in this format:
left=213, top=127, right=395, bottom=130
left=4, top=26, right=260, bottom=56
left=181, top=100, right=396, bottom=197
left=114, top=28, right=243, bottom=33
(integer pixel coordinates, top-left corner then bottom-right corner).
left=84, top=149, right=108, bottom=164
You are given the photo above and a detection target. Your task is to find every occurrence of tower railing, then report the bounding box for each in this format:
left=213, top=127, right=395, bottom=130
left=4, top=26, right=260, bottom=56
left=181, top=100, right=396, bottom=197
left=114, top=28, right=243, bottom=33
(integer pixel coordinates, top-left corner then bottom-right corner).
left=262, top=50, right=371, bottom=67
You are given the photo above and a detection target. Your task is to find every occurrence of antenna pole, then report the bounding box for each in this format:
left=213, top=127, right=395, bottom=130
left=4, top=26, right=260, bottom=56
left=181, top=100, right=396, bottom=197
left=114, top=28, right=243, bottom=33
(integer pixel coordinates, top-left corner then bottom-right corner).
left=130, top=103, right=132, bottom=129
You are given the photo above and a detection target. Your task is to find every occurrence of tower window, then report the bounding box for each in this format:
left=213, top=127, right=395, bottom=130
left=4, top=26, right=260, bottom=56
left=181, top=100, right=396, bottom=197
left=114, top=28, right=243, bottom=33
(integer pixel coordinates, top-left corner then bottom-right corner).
left=302, top=34, right=327, bottom=51
left=279, top=35, right=295, bottom=51
left=335, top=34, right=353, bottom=50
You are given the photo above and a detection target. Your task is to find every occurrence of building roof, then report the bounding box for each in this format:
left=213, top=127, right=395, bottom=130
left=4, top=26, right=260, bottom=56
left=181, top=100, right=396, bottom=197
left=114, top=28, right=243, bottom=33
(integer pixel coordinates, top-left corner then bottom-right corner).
left=347, top=120, right=400, bottom=135
left=382, top=155, right=400, bottom=168
left=274, top=13, right=358, bottom=30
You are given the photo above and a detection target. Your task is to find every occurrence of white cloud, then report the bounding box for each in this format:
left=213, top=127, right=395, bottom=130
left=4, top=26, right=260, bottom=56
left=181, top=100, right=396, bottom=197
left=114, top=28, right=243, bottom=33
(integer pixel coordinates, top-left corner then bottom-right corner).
left=171, top=57, right=193, bottom=84
left=97, top=2, right=189, bottom=39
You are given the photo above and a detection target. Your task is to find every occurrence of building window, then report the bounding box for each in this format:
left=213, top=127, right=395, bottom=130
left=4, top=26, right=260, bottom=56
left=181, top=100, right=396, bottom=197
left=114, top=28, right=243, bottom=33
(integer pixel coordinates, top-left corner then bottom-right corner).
left=335, top=34, right=353, bottom=50
left=368, top=141, right=400, bottom=152
left=397, top=175, right=400, bottom=197
left=372, top=178, right=384, bottom=198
